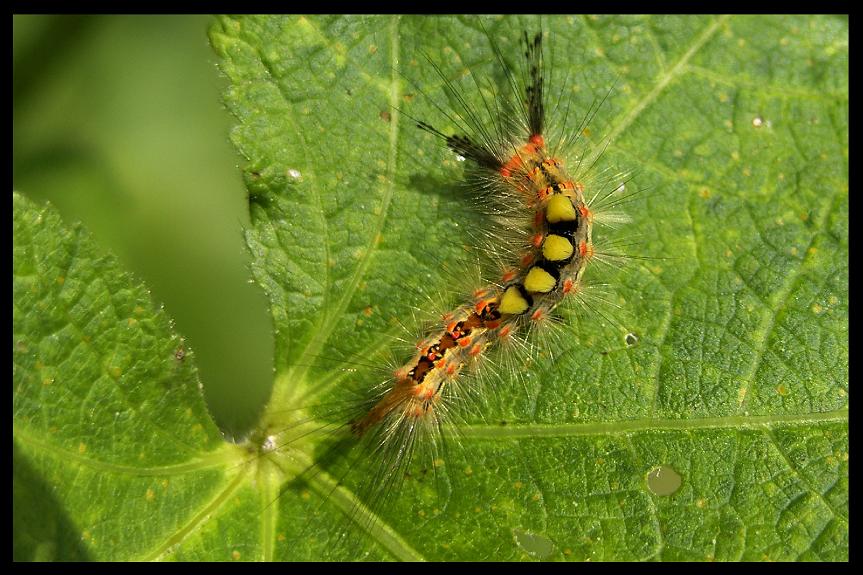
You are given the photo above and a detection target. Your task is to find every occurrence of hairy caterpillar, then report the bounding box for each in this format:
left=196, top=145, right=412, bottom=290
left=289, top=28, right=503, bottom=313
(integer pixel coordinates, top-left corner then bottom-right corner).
left=350, top=31, right=613, bottom=457
left=246, top=20, right=637, bottom=560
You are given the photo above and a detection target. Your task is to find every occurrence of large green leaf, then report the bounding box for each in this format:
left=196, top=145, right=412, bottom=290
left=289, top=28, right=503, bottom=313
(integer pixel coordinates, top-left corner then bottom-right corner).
left=209, top=15, right=847, bottom=561
left=13, top=14, right=847, bottom=562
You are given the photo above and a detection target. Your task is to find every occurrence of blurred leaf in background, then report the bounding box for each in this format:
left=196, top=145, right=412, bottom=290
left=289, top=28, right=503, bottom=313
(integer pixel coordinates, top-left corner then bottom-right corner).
left=13, top=15, right=273, bottom=436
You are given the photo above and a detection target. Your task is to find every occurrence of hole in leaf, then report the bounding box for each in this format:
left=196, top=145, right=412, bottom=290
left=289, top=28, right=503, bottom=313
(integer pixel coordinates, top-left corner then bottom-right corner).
left=646, top=465, right=682, bottom=496
left=513, top=528, right=555, bottom=559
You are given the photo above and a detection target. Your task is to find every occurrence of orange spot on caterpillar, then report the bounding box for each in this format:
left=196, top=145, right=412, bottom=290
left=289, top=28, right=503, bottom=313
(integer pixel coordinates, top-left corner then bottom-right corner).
left=501, top=154, right=524, bottom=178
left=435, top=359, right=447, bottom=370
left=473, top=288, right=489, bottom=299
left=485, top=319, right=500, bottom=329
left=529, top=134, right=545, bottom=147
left=562, top=278, right=575, bottom=294
left=475, top=299, right=492, bottom=315
left=579, top=205, right=592, bottom=219
left=579, top=241, right=595, bottom=259
left=537, top=186, right=552, bottom=201
left=531, top=309, right=544, bottom=321
left=446, top=363, right=458, bottom=376
left=562, top=180, right=575, bottom=190
left=522, top=142, right=537, bottom=154
left=441, top=312, right=454, bottom=322
left=469, top=343, right=483, bottom=357
left=533, top=210, right=544, bottom=229
left=520, top=253, right=535, bottom=267
left=531, top=233, right=544, bottom=248
left=447, top=320, right=459, bottom=334
left=501, top=269, right=518, bottom=283
left=499, top=325, right=512, bottom=338
left=458, top=337, right=472, bottom=348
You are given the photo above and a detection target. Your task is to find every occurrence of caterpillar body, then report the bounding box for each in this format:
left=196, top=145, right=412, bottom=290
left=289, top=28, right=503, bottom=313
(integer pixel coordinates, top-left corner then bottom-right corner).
left=344, top=30, right=616, bottom=466
left=351, top=136, right=595, bottom=437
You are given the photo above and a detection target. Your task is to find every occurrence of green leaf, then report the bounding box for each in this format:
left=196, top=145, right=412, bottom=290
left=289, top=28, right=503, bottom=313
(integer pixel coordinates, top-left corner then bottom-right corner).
left=12, top=192, right=239, bottom=561
left=209, top=15, right=847, bottom=561
left=13, top=14, right=847, bottom=562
